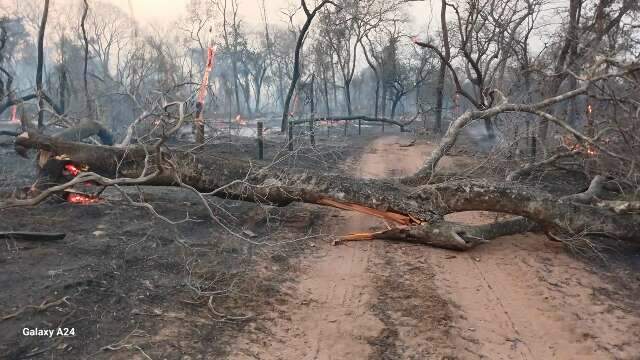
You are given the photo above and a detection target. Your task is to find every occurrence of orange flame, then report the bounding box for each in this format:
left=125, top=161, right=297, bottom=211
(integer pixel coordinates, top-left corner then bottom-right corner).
left=562, top=135, right=598, bottom=157
left=64, top=164, right=81, bottom=177
left=66, top=192, right=100, bottom=204
left=197, top=47, right=216, bottom=104
left=195, top=46, right=216, bottom=129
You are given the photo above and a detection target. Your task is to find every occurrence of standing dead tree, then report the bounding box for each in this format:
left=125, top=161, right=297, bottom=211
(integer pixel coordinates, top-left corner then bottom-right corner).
left=414, top=0, right=537, bottom=139
left=35, top=0, right=50, bottom=128
left=432, top=0, right=450, bottom=134
left=0, top=1, right=61, bottom=118
left=403, top=59, right=639, bottom=185
left=81, top=0, right=92, bottom=116
left=536, top=0, right=637, bottom=145
left=281, top=0, right=338, bottom=132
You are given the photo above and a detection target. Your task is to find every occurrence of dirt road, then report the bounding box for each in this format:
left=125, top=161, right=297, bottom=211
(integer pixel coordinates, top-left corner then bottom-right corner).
left=231, top=135, right=640, bottom=359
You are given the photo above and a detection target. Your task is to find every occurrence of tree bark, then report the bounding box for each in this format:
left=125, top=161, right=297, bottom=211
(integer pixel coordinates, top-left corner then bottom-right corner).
left=433, top=0, right=450, bottom=135
left=13, top=133, right=640, bottom=251
left=36, top=0, right=50, bottom=129
left=291, top=114, right=410, bottom=131
left=281, top=0, right=335, bottom=132
left=433, top=62, right=446, bottom=134
left=81, top=0, right=92, bottom=116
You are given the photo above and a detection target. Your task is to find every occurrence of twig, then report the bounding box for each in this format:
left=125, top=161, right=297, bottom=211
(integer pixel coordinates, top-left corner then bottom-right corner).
left=1, top=296, right=69, bottom=321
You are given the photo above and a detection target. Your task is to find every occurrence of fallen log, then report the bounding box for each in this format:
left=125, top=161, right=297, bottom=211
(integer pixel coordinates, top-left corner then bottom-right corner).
left=335, top=217, right=537, bottom=250
left=11, top=133, right=640, bottom=250
left=0, top=232, right=66, bottom=241
left=53, top=118, right=113, bottom=145
left=0, top=130, right=19, bottom=137
left=290, top=114, right=418, bottom=132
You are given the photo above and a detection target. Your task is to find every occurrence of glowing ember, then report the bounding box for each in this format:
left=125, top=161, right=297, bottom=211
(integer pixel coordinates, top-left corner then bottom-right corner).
left=66, top=192, right=100, bottom=204
left=197, top=46, right=216, bottom=104
left=195, top=31, right=217, bottom=130
left=64, top=164, right=81, bottom=177
left=562, top=135, right=598, bottom=157
left=587, top=104, right=592, bottom=114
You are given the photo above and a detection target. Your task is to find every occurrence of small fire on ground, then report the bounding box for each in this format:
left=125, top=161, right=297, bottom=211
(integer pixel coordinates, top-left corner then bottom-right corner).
left=562, top=135, right=598, bottom=157
left=64, top=163, right=82, bottom=177
left=62, top=162, right=102, bottom=204
left=65, top=191, right=101, bottom=205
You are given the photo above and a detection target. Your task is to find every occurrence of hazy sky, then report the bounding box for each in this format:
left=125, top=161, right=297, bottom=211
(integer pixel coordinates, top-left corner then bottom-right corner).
left=109, top=0, right=432, bottom=34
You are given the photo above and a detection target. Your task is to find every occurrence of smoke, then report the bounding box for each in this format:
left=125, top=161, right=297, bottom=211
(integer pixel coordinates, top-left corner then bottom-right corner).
left=462, top=120, right=498, bottom=152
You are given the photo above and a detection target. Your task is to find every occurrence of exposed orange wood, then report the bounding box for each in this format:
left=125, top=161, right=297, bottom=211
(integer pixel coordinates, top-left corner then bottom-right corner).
left=341, top=233, right=376, bottom=241
left=332, top=232, right=378, bottom=246
left=316, top=198, right=420, bottom=225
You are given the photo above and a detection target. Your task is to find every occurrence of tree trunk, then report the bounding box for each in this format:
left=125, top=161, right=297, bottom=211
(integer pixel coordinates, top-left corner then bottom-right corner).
left=281, top=1, right=332, bottom=132
left=14, top=133, right=640, bottom=251
left=434, top=61, right=446, bottom=134
left=36, top=0, right=50, bottom=129
left=240, top=75, right=253, bottom=116
left=81, top=0, right=92, bottom=117
left=58, top=66, right=67, bottom=114
left=323, top=73, right=331, bottom=117
left=331, top=61, right=339, bottom=112
left=390, top=96, right=401, bottom=120
left=344, top=80, right=352, bottom=135
left=232, top=59, right=242, bottom=115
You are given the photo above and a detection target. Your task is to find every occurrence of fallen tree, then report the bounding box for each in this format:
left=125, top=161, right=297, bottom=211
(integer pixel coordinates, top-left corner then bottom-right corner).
left=10, top=130, right=640, bottom=251
left=290, top=113, right=420, bottom=132
left=6, top=57, right=639, bottom=251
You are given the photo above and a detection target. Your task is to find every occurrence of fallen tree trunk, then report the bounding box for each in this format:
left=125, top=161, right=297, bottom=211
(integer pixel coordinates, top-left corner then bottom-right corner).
left=52, top=119, right=113, bottom=145
left=0, top=232, right=66, bottom=241
left=290, top=114, right=417, bottom=132
left=12, top=133, right=640, bottom=250
left=336, top=217, right=537, bottom=250
left=0, top=130, right=19, bottom=137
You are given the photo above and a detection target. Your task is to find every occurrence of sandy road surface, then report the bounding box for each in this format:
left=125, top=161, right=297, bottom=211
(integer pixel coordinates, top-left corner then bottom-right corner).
left=230, top=135, right=640, bottom=359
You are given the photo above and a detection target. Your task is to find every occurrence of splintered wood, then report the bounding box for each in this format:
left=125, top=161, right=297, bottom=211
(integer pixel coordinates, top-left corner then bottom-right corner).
left=316, top=197, right=419, bottom=245
left=316, top=197, right=420, bottom=226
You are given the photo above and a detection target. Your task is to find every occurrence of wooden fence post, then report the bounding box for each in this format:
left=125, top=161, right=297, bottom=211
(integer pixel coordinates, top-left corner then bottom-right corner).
left=257, top=121, right=264, bottom=160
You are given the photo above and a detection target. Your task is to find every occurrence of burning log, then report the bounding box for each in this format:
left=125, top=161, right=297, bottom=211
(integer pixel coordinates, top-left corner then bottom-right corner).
left=561, top=135, right=598, bottom=157
left=10, top=132, right=640, bottom=251
left=65, top=190, right=101, bottom=205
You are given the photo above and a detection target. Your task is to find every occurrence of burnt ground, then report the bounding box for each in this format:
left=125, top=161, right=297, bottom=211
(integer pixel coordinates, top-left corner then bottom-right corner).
left=1, top=125, right=640, bottom=359
left=0, top=129, right=367, bottom=359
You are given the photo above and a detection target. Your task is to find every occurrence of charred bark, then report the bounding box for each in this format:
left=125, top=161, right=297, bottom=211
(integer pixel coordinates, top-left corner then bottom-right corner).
left=35, top=0, right=50, bottom=128
left=337, top=217, right=537, bottom=251
left=12, top=134, right=640, bottom=251
left=281, top=0, right=336, bottom=132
